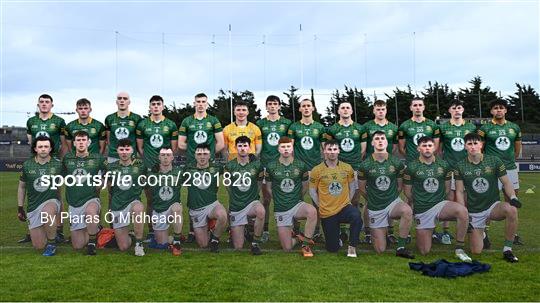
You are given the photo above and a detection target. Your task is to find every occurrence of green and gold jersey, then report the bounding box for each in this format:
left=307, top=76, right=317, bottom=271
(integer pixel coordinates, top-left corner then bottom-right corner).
left=62, top=152, right=106, bottom=207
left=185, top=164, right=222, bottom=210
left=454, top=155, right=506, bottom=213
left=26, top=114, right=66, bottom=156
left=107, top=159, right=146, bottom=211
left=403, top=157, right=451, bottom=214
left=104, top=112, right=142, bottom=159
left=65, top=118, right=106, bottom=154
left=148, top=166, right=182, bottom=213
left=266, top=159, right=309, bottom=212
left=20, top=157, right=62, bottom=212
left=325, top=121, right=364, bottom=170
left=136, top=116, right=179, bottom=169
left=439, top=121, right=477, bottom=168
left=478, top=120, right=521, bottom=170
left=398, top=118, right=440, bottom=163
left=362, top=119, right=398, bottom=157
left=309, top=161, right=354, bottom=218
left=179, top=114, right=223, bottom=162
left=358, top=154, right=405, bottom=211
left=224, top=157, right=262, bottom=212
left=287, top=121, right=326, bottom=170
left=256, top=117, right=292, bottom=166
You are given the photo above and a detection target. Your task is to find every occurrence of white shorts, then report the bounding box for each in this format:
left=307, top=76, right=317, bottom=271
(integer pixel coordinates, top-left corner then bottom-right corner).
left=368, top=197, right=402, bottom=229
left=107, top=157, right=119, bottom=164
left=111, top=200, right=141, bottom=229
left=152, top=202, right=182, bottom=231
left=230, top=200, right=260, bottom=227
left=274, top=201, right=307, bottom=227
left=189, top=201, right=221, bottom=229
left=68, top=198, right=101, bottom=231
left=414, top=201, right=449, bottom=229
left=498, top=168, right=519, bottom=190
left=27, top=199, right=61, bottom=230
left=469, top=201, right=501, bottom=229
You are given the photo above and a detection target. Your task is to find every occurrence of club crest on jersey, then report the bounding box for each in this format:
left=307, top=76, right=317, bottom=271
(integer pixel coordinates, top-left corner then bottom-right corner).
left=159, top=186, right=174, bottom=201
left=472, top=177, right=489, bottom=193
left=194, top=130, right=208, bottom=144
left=33, top=177, right=49, bottom=192
left=115, top=127, right=129, bottom=139
left=495, top=136, right=510, bottom=151
left=423, top=177, right=439, bottom=193
left=375, top=176, right=391, bottom=191
left=451, top=137, right=465, bottom=151
left=150, top=134, right=164, bottom=148
left=301, top=136, right=314, bottom=150
left=340, top=138, right=354, bottom=152
left=280, top=178, right=295, bottom=193
left=413, top=133, right=426, bottom=145
left=267, top=132, right=280, bottom=146
left=328, top=181, right=343, bottom=196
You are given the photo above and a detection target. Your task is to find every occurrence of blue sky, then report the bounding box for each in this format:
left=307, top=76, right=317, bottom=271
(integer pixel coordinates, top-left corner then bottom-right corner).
left=1, top=1, right=538, bottom=126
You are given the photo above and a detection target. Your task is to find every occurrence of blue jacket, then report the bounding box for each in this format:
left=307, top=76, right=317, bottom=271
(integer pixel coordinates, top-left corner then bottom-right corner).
left=409, top=259, right=491, bottom=278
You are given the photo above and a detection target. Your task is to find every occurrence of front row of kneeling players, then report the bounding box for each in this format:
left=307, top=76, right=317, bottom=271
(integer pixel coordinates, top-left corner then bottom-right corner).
left=18, top=131, right=521, bottom=262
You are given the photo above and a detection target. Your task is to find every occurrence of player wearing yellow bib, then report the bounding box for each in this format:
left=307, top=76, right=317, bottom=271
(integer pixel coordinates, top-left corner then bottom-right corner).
left=223, top=101, right=262, bottom=161
left=309, top=139, right=361, bottom=257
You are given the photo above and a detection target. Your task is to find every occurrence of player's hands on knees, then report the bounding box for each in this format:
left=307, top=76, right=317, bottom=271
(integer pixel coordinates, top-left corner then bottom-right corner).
left=17, top=206, right=27, bottom=222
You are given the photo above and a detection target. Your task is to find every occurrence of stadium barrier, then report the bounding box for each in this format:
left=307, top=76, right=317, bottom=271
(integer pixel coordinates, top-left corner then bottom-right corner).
left=519, top=162, right=540, bottom=172
left=0, top=160, right=24, bottom=172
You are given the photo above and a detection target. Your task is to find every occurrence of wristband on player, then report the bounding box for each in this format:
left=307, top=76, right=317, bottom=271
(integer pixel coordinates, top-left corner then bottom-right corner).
left=509, top=197, right=521, bottom=208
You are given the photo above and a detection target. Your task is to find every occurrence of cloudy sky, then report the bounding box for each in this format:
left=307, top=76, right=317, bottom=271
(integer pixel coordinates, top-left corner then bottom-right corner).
left=1, top=0, right=538, bottom=126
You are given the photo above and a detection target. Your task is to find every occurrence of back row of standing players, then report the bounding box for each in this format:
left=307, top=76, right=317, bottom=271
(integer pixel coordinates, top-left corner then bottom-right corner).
left=21, top=92, right=522, bottom=260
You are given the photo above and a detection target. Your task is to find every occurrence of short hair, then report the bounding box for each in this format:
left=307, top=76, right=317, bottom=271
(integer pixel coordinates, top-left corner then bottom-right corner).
left=278, top=136, right=293, bottom=145
left=489, top=99, right=507, bottom=109
left=266, top=95, right=281, bottom=105
left=449, top=99, right=464, bottom=108
left=38, top=94, right=53, bottom=102
left=234, top=100, right=248, bottom=109
left=117, top=139, right=132, bottom=148
left=73, top=130, right=89, bottom=139
left=149, top=95, right=164, bottom=104
left=195, top=143, right=210, bottom=152
left=371, top=130, right=387, bottom=139
left=464, top=133, right=483, bottom=143
left=76, top=98, right=91, bottom=107
left=32, top=136, right=54, bottom=155
left=410, top=97, right=424, bottom=105
left=299, top=97, right=313, bottom=105
left=324, top=139, right=339, bottom=148
left=235, top=135, right=251, bottom=146
left=338, top=101, right=352, bottom=108
left=194, top=93, right=207, bottom=99
left=373, top=100, right=386, bottom=107
left=417, top=136, right=434, bottom=145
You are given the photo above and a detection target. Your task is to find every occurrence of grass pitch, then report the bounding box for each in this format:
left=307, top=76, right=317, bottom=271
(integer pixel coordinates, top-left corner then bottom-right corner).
left=1, top=172, right=539, bottom=301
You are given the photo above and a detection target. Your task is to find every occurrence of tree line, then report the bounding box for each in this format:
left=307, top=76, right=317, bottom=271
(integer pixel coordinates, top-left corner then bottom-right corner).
left=163, top=76, right=540, bottom=131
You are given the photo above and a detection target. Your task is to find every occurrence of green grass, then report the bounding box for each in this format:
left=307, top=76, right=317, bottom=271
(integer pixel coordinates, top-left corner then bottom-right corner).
left=1, top=172, right=540, bottom=301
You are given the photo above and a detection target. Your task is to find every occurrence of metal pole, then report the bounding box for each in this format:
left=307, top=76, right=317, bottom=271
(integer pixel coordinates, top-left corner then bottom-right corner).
left=212, top=34, right=215, bottom=98
left=228, top=24, right=233, bottom=123
left=412, top=31, right=416, bottom=93
left=353, top=94, right=358, bottom=122
left=161, top=32, right=165, bottom=96
left=478, top=92, right=482, bottom=119
left=436, top=89, right=440, bottom=118
left=364, top=33, right=368, bottom=90
left=115, top=31, right=119, bottom=91
left=314, top=35, right=318, bottom=90
left=263, top=35, right=266, bottom=96
left=395, top=95, right=399, bottom=124
left=299, top=24, right=303, bottom=90
left=520, top=89, right=525, bottom=123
